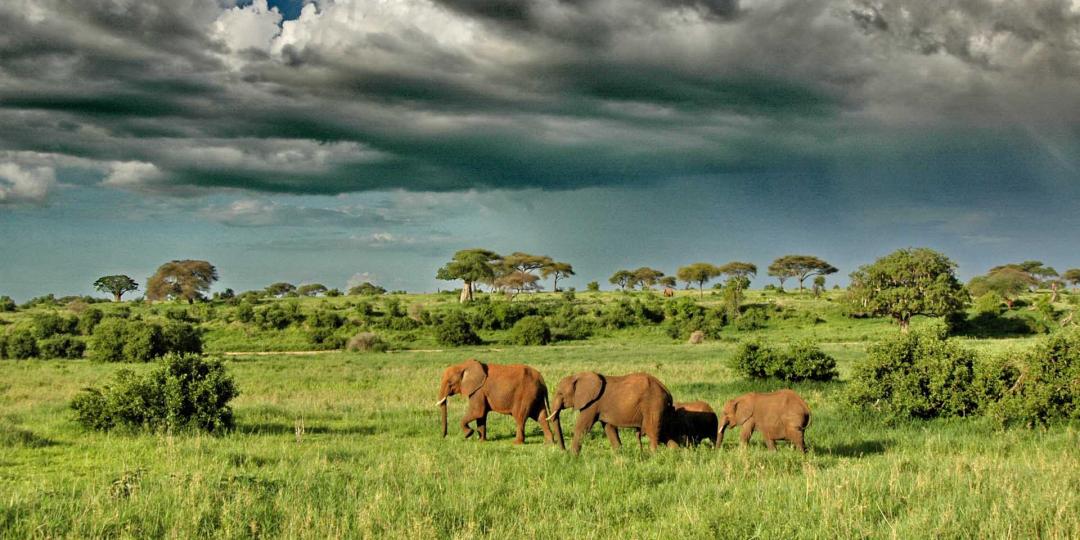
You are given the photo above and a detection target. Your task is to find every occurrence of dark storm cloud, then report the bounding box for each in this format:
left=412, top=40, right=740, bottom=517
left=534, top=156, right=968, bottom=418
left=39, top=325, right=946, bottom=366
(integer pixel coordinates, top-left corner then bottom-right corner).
left=1, top=0, right=1079, bottom=200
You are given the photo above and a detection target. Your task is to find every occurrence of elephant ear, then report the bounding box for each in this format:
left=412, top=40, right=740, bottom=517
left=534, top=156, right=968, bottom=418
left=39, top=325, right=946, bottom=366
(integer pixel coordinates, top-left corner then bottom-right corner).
left=733, top=397, right=755, bottom=425
left=571, top=372, right=604, bottom=410
left=460, top=359, right=488, bottom=396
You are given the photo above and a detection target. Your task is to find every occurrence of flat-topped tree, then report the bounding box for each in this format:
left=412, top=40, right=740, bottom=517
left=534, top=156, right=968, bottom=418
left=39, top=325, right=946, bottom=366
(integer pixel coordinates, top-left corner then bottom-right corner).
left=632, top=267, right=665, bottom=290
left=676, top=263, right=722, bottom=298
left=265, top=282, right=296, bottom=297
left=541, top=261, right=574, bottom=292
left=769, top=255, right=837, bottom=291
left=609, top=270, right=634, bottom=291
left=847, top=248, right=967, bottom=332
left=93, top=275, right=139, bottom=302
left=297, top=283, right=328, bottom=297
left=436, top=248, right=501, bottom=303
left=146, top=260, right=218, bottom=304
left=990, top=261, right=1061, bottom=300
left=1064, top=268, right=1080, bottom=291
left=502, top=252, right=554, bottom=275
left=719, top=261, right=756, bottom=288
left=495, top=271, right=541, bottom=300
left=969, top=267, right=1038, bottom=309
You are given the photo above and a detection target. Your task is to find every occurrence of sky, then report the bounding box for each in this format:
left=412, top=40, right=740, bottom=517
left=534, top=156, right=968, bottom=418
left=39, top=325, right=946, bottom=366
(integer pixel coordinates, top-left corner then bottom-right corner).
left=1, top=0, right=1079, bottom=301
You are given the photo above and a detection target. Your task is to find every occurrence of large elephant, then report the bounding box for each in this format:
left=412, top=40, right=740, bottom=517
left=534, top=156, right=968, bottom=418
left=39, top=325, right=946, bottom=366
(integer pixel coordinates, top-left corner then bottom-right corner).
left=436, top=359, right=562, bottom=447
left=718, top=389, right=810, bottom=452
left=547, top=371, right=673, bottom=455
left=660, top=401, right=719, bottom=447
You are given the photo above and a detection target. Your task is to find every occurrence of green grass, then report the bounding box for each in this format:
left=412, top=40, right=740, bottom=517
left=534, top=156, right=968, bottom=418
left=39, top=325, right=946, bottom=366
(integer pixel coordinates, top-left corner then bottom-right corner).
left=3, top=339, right=1079, bottom=538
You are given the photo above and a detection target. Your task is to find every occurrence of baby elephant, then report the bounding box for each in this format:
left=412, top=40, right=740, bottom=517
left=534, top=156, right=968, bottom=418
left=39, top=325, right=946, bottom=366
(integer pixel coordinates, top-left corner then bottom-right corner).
left=655, top=401, right=719, bottom=448
left=718, top=389, right=810, bottom=453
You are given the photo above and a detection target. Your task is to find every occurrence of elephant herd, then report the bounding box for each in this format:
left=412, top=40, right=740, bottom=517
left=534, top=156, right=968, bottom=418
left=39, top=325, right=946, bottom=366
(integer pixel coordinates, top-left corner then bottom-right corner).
left=435, top=359, right=812, bottom=455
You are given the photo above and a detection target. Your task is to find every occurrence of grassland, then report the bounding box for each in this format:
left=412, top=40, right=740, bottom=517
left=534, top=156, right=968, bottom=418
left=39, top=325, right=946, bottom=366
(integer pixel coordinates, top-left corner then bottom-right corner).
left=1, top=291, right=1078, bottom=538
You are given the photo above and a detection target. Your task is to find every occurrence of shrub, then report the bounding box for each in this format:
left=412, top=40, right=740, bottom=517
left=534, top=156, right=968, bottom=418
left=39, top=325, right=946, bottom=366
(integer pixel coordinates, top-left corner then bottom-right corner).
left=729, top=340, right=778, bottom=379
left=972, top=292, right=1004, bottom=316
left=30, top=313, right=78, bottom=340
left=325, top=288, right=342, bottom=297
left=601, top=298, right=664, bottom=330
left=561, top=289, right=576, bottom=302
left=307, top=327, right=346, bottom=349
left=255, top=301, right=303, bottom=330
left=733, top=306, right=769, bottom=331
left=70, top=353, right=238, bottom=433
left=89, top=318, right=201, bottom=362
left=509, top=316, right=551, bottom=346
left=4, top=329, right=38, bottom=359
left=38, top=336, right=86, bottom=359
left=662, top=297, right=724, bottom=340
left=307, top=309, right=344, bottom=330
left=985, top=330, right=1080, bottom=427
left=769, top=340, right=838, bottom=382
left=846, top=330, right=982, bottom=421
left=549, top=304, right=593, bottom=341
left=77, top=308, right=104, bottom=335
left=346, top=332, right=389, bottom=353
left=435, top=311, right=481, bottom=347
left=0, top=296, right=15, bottom=312
left=235, top=302, right=255, bottom=323
left=586, top=281, right=599, bottom=292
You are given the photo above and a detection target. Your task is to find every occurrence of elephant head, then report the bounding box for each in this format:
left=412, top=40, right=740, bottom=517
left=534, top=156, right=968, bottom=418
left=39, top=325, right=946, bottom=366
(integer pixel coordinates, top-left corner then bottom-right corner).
left=436, top=359, right=487, bottom=437
left=718, top=396, right=753, bottom=446
left=546, top=372, right=604, bottom=448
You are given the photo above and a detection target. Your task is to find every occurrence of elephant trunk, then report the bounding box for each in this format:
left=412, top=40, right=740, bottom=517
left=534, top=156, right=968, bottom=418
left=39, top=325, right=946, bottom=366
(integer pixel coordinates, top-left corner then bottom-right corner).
left=437, top=380, right=451, bottom=437
left=547, top=396, right=566, bottom=450
left=717, top=420, right=727, bottom=448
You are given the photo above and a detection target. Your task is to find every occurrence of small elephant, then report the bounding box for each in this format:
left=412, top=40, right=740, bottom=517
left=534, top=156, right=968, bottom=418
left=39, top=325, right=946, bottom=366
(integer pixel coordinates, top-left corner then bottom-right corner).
left=548, top=371, right=673, bottom=455
left=660, top=401, right=719, bottom=448
left=718, top=389, right=810, bottom=452
left=436, top=359, right=562, bottom=447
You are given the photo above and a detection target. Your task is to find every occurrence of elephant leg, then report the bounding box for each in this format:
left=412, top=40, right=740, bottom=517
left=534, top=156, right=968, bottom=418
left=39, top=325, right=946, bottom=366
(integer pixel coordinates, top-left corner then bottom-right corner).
left=764, top=435, right=776, bottom=451
left=532, top=406, right=555, bottom=445
left=636, top=429, right=644, bottom=451
left=512, top=411, right=527, bottom=445
left=642, top=413, right=662, bottom=452
left=603, top=423, right=622, bottom=451
left=788, top=427, right=806, bottom=453
left=571, top=408, right=599, bottom=456
left=476, top=414, right=488, bottom=441
left=740, top=422, right=755, bottom=447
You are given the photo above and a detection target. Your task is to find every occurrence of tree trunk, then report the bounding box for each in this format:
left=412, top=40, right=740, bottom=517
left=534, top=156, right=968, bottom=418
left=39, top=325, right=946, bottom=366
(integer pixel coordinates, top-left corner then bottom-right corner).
left=113, top=293, right=122, bottom=302
left=459, top=281, right=473, bottom=303
left=898, top=318, right=910, bottom=332
left=699, top=283, right=704, bottom=298
left=553, top=275, right=560, bottom=293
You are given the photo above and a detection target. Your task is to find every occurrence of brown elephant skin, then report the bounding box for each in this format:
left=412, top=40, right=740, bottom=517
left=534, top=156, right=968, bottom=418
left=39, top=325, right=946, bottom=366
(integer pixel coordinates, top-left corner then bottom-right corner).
left=548, top=371, right=673, bottom=455
left=718, top=389, right=810, bottom=452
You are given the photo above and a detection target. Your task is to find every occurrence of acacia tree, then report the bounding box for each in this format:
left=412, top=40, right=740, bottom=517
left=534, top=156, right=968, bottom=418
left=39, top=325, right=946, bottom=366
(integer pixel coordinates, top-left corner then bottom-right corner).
left=495, top=271, right=541, bottom=300
left=93, top=275, right=139, bottom=302
left=297, top=283, right=328, bottom=297
left=969, top=267, right=1037, bottom=309
left=676, top=263, right=722, bottom=298
left=146, top=260, right=218, bottom=304
left=1064, top=268, right=1080, bottom=291
left=541, top=261, right=574, bottom=292
left=631, top=267, right=665, bottom=290
left=265, top=282, right=296, bottom=297
left=659, top=276, right=677, bottom=289
left=436, top=249, right=501, bottom=303
left=847, top=248, right=967, bottom=332
left=609, top=270, right=634, bottom=291
left=770, top=255, right=837, bottom=291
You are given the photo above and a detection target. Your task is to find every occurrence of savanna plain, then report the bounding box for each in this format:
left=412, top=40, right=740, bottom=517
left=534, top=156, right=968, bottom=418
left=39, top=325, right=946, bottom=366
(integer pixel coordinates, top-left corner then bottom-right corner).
left=1, top=290, right=1078, bottom=539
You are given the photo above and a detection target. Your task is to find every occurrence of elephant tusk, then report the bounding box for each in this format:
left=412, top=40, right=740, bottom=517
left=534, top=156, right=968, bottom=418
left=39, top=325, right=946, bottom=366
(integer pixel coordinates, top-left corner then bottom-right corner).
left=546, top=412, right=557, bottom=421
left=435, top=397, right=447, bottom=406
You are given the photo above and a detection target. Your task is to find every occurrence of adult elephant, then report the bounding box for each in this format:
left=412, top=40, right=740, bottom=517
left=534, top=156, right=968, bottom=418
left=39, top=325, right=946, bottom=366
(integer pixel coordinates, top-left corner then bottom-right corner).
left=547, top=371, right=673, bottom=455
left=436, top=359, right=562, bottom=447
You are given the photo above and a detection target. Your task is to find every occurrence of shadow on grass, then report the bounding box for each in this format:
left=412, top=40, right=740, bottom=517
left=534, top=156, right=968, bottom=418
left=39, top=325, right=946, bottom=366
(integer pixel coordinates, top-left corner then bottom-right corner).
left=237, top=422, right=376, bottom=437
left=817, top=439, right=891, bottom=457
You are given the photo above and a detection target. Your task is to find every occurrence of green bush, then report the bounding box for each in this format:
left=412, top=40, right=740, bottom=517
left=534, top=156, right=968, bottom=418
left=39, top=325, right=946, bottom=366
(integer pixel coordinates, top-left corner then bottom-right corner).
left=0, top=296, right=16, bottom=312
left=30, top=313, right=78, bottom=340
left=548, top=304, right=593, bottom=341
left=729, top=339, right=837, bottom=382
left=4, top=329, right=37, bottom=359
left=972, top=292, right=1004, bottom=316
left=346, top=332, right=388, bottom=352
left=733, top=306, right=769, bottom=331
left=601, top=298, right=664, bottom=329
left=769, top=340, right=838, bottom=382
left=89, top=318, right=201, bottom=362
left=434, top=311, right=481, bottom=347
left=846, top=330, right=982, bottom=421
left=70, top=353, right=238, bottom=433
left=307, top=327, right=346, bottom=349
left=77, top=308, right=104, bottom=335
left=663, top=297, right=724, bottom=339
left=37, top=335, right=86, bottom=359
left=729, top=340, right=776, bottom=379
left=508, top=316, right=551, bottom=346
left=255, top=301, right=303, bottom=330
left=234, top=302, right=255, bottom=323
left=984, top=330, right=1080, bottom=427
left=307, top=309, right=344, bottom=330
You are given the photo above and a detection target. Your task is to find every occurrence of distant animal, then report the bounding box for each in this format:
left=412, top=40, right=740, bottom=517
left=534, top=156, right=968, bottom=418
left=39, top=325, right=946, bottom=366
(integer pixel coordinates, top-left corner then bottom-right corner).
left=663, top=287, right=675, bottom=297
left=718, top=389, right=810, bottom=452
left=547, top=371, right=673, bottom=455
left=436, top=359, right=562, bottom=447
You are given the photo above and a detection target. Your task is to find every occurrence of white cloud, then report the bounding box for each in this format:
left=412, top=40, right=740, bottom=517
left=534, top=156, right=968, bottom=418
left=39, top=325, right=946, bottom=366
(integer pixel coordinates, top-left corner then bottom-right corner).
left=212, top=0, right=284, bottom=59
left=0, top=162, right=56, bottom=205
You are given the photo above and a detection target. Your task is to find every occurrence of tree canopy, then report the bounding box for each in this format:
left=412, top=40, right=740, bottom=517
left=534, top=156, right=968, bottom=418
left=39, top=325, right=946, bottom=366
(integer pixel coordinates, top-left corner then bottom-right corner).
left=847, top=248, right=967, bottom=331
left=631, top=267, right=665, bottom=290
left=541, top=261, right=574, bottom=292
left=718, top=261, right=757, bottom=280
left=609, top=270, right=634, bottom=291
left=93, top=275, right=139, bottom=302
left=1064, top=268, right=1080, bottom=288
left=676, top=263, right=722, bottom=297
left=436, top=249, right=501, bottom=303
left=768, top=255, right=837, bottom=290
left=297, top=283, right=328, bottom=297
left=495, top=271, right=541, bottom=300
left=265, top=282, right=296, bottom=297
left=349, top=282, right=387, bottom=296
left=146, top=260, right=218, bottom=304
left=969, top=267, right=1037, bottom=308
